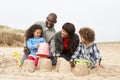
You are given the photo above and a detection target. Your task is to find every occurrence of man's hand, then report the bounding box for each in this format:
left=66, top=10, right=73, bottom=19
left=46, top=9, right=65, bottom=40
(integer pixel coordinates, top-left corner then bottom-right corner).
left=55, top=56, right=60, bottom=60
left=23, top=47, right=30, bottom=54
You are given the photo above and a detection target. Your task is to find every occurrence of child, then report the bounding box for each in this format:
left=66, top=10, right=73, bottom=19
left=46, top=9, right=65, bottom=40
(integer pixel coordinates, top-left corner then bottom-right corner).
left=26, top=24, right=46, bottom=66
left=71, top=27, right=101, bottom=69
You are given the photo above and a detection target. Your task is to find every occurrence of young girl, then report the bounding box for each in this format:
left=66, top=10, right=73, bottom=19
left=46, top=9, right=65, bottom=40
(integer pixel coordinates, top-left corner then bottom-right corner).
left=26, top=24, right=46, bottom=66
left=71, top=27, right=101, bottom=69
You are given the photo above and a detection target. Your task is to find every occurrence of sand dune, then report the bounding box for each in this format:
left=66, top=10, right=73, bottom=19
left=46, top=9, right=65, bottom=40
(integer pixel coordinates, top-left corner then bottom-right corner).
left=0, top=42, right=120, bottom=80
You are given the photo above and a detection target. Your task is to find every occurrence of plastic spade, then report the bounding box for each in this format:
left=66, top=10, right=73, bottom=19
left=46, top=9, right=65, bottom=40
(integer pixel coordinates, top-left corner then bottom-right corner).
left=13, top=52, right=22, bottom=67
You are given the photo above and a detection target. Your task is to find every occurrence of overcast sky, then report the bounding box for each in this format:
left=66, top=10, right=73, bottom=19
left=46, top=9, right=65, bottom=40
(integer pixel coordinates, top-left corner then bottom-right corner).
left=0, top=0, right=120, bottom=42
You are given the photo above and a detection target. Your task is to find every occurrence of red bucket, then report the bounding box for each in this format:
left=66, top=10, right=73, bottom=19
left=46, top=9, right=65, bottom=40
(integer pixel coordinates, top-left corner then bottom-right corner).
left=36, top=43, right=49, bottom=57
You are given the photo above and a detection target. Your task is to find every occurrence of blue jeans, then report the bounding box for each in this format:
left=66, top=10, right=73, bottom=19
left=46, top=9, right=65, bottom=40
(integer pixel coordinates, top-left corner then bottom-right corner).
left=21, top=54, right=29, bottom=64
left=48, top=53, right=57, bottom=66
left=61, top=53, right=71, bottom=61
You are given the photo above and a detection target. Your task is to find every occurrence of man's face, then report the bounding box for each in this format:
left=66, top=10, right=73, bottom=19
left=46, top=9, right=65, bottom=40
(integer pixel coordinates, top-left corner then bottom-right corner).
left=46, top=16, right=56, bottom=28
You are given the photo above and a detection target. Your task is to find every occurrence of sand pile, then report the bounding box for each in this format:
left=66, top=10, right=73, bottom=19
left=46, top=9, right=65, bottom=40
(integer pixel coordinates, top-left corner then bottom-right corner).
left=1, top=42, right=120, bottom=80
left=56, top=58, right=71, bottom=73
left=37, top=58, right=52, bottom=72
left=22, top=60, right=35, bottom=72
left=73, top=62, right=90, bottom=76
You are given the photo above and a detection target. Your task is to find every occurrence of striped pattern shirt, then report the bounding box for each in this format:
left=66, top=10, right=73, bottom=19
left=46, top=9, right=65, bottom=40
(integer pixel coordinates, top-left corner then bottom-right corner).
left=71, top=42, right=101, bottom=67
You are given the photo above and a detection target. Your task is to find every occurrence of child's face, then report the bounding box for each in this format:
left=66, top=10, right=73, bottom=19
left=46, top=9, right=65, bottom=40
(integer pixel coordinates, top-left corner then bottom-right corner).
left=33, top=29, right=42, bottom=38
left=80, top=35, right=88, bottom=44
left=61, top=29, right=69, bottom=38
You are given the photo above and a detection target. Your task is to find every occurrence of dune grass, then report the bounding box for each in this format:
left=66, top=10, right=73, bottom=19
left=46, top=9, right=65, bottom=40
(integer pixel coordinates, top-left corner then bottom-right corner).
left=0, top=25, right=24, bottom=47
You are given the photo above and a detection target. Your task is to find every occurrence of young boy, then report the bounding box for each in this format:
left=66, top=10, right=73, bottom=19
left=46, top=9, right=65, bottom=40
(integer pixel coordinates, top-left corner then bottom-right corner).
left=71, top=27, right=101, bottom=69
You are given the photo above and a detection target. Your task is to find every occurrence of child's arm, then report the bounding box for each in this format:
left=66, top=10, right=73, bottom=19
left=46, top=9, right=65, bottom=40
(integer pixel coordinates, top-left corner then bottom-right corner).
left=71, top=44, right=81, bottom=61
left=42, top=38, right=46, bottom=42
left=27, top=39, right=37, bottom=50
left=93, top=43, right=101, bottom=68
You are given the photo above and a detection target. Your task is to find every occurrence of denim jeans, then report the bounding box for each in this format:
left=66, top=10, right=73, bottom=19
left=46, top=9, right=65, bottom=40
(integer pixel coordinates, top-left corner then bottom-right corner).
left=48, top=53, right=57, bottom=66
left=21, top=54, right=29, bottom=64
left=61, top=53, right=71, bottom=61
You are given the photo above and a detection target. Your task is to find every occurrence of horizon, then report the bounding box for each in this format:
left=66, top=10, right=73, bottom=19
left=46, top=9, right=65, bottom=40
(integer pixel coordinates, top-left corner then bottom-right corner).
left=0, top=0, right=120, bottom=42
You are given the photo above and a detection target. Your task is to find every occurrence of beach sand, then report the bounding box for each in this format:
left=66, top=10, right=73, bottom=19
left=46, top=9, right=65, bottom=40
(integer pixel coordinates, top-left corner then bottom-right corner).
left=0, top=42, right=120, bottom=80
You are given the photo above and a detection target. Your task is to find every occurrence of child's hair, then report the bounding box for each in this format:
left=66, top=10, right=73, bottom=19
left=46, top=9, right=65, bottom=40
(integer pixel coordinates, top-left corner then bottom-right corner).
left=79, top=27, right=95, bottom=43
left=25, top=24, right=43, bottom=41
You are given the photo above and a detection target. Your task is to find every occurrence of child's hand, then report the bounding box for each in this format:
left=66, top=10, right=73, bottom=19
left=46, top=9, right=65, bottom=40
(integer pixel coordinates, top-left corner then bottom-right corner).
left=36, top=44, right=39, bottom=48
left=95, top=61, right=100, bottom=69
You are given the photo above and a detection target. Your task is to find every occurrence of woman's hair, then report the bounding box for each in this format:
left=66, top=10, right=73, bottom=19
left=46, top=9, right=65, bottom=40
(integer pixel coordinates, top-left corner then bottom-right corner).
left=62, top=22, right=75, bottom=38
left=62, top=22, right=76, bottom=56
left=79, top=27, right=95, bottom=43
left=25, top=24, right=43, bottom=41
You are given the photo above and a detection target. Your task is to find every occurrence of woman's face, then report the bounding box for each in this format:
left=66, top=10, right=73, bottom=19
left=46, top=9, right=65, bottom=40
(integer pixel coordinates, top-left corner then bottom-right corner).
left=61, top=29, right=69, bottom=38
left=33, top=29, right=42, bottom=38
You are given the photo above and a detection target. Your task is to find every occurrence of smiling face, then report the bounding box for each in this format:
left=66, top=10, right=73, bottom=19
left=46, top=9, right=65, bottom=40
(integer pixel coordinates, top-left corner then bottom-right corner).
left=46, top=16, right=56, bottom=28
left=61, top=29, right=69, bottom=38
left=33, top=29, right=42, bottom=38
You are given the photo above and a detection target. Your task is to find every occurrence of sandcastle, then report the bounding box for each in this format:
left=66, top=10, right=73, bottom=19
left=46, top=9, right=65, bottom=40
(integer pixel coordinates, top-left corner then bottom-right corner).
left=73, top=62, right=90, bottom=76
left=56, top=58, right=71, bottom=73
left=21, top=57, right=90, bottom=76
left=37, top=58, right=52, bottom=72
left=22, top=60, right=35, bottom=72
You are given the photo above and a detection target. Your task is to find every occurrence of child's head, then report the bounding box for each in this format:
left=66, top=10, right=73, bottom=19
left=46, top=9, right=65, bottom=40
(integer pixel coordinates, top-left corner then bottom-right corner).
left=25, top=24, right=43, bottom=41
left=79, top=27, right=95, bottom=44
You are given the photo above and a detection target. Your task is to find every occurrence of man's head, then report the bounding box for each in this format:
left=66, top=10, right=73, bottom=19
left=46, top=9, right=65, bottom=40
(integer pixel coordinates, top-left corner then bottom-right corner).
left=46, top=13, right=57, bottom=28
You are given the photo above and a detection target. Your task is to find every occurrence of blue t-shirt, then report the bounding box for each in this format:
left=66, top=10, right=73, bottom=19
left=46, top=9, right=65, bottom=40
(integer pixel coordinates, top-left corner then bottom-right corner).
left=27, top=37, right=46, bottom=57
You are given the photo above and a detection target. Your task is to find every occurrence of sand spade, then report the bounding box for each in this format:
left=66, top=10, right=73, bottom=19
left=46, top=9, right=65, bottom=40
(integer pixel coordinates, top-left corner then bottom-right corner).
left=13, top=52, right=22, bottom=67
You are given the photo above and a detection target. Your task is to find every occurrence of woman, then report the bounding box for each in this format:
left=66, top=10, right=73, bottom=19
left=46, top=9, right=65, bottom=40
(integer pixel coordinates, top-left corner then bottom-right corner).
left=53, top=22, right=79, bottom=61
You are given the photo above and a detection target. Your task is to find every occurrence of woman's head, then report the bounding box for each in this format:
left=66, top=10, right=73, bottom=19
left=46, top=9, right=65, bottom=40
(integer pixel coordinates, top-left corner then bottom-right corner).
left=79, top=27, right=95, bottom=44
left=61, top=22, right=77, bottom=56
left=25, top=24, right=43, bottom=41
left=61, top=22, right=75, bottom=38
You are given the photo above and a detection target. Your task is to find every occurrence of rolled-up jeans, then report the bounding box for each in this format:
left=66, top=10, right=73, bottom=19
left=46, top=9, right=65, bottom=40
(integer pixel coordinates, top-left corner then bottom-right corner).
left=21, top=53, right=29, bottom=64
left=48, top=53, right=57, bottom=66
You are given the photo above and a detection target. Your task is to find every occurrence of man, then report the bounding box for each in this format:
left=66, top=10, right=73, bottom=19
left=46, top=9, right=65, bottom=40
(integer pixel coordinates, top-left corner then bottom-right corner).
left=21, top=13, right=57, bottom=65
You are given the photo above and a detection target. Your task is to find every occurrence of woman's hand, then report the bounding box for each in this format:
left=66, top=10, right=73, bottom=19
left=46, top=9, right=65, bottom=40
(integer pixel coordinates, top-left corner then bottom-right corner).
left=70, top=60, right=75, bottom=68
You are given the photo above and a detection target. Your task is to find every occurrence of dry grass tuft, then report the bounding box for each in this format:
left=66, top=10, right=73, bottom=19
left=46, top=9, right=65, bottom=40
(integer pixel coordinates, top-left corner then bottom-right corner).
left=0, top=25, right=24, bottom=47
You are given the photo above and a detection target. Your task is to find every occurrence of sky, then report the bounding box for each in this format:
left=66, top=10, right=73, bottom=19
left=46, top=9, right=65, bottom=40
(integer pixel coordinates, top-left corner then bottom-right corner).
left=0, top=0, right=120, bottom=42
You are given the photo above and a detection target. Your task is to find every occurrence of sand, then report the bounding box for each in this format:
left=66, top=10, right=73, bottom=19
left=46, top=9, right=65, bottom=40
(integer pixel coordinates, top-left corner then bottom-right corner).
left=0, top=42, right=120, bottom=80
